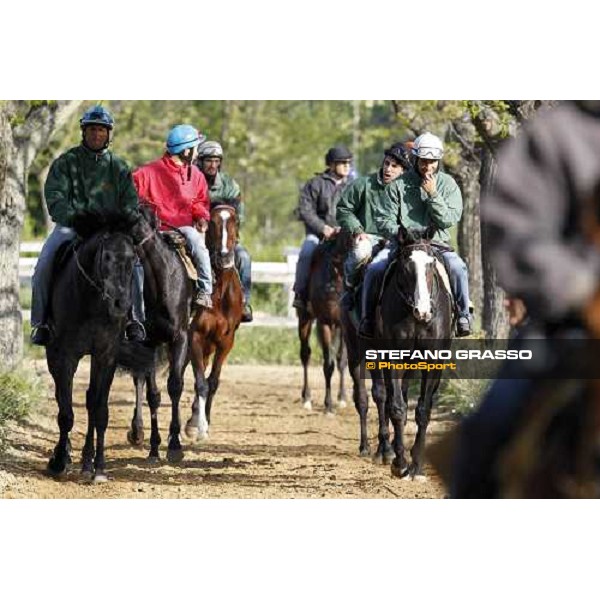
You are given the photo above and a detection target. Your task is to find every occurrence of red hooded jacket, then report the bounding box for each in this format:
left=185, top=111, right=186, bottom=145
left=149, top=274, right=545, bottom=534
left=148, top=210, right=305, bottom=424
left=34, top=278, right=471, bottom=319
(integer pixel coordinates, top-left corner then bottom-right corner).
left=133, top=154, right=210, bottom=229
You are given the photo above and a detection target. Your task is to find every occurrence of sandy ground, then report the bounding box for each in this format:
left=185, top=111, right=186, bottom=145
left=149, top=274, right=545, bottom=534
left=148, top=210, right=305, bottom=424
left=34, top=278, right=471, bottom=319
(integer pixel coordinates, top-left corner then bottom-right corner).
left=0, top=359, right=452, bottom=499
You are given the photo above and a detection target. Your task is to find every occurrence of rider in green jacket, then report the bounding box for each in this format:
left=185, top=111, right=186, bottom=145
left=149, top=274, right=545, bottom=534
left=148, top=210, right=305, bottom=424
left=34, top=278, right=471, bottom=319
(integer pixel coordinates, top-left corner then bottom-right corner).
left=374, top=132, right=472, bottom=337
left=30, top=105, right=142, bottom=346
left=336, top=143, right=410, bottom=335
left=196, top=140, right=253, bottom=322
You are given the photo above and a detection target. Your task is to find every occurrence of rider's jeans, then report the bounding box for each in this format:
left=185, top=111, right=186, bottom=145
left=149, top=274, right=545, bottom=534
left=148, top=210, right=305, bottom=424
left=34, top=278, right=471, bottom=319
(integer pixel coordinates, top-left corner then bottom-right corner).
left=440, top=251, right=470, bottom=316
left=235, top=242, right=252, bottom=305
left=31, top=225, right=77, bottom=327
left=294, top=234, right=320, bottom=298
left=179, top=226, right=213, bottom=295
left=361, top=244, right=392, bottom=320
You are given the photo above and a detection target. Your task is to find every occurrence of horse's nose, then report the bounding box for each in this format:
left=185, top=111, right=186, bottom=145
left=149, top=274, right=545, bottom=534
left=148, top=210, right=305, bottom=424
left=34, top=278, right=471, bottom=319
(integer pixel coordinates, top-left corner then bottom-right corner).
left=413, top=307, right=432, bottom=322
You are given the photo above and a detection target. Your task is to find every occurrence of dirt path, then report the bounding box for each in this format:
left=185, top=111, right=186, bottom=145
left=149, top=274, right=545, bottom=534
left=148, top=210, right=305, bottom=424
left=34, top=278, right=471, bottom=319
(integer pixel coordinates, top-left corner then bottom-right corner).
left=0, top=360, right=451, bottom=498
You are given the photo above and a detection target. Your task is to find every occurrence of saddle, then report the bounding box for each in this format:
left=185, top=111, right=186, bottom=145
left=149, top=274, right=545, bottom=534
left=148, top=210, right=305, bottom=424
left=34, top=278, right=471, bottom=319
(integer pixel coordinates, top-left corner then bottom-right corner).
left=161, top=230, right=198, bottom=281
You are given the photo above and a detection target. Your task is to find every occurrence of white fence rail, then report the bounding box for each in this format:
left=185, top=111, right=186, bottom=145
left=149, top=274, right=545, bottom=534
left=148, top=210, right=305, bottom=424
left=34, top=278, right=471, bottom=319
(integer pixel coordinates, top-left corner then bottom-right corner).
left=19, top=242, right=300, bottom=327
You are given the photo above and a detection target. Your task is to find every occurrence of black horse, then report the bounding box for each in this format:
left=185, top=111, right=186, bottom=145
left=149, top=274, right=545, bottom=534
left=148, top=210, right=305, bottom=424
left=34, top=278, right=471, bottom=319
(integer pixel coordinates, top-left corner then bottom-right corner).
left=45, top=225, right=141, bottom=482
left=340, top=256, right=396, bottom=462
left=377, top=226, right=453, bottom=479
left=297, top=233, right=348, bottom=414
left=127, top=206, right=195, bottom=462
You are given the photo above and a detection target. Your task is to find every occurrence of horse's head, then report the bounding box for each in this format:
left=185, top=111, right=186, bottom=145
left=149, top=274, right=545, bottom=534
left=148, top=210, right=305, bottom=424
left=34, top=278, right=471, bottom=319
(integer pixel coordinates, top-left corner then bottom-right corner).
left=81, top=231, right=137, bottom=319
left=396, top=225, right=438, bottom=323
left=208, top=205, right=238, bottom=270
left=130, top=204, right=159, bottom=244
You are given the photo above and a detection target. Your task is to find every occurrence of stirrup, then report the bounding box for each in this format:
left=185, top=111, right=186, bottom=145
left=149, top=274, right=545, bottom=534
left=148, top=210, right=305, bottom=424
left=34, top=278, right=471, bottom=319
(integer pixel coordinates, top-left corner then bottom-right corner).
left=194, top=292, right=213, bottom=308
left=125, top=320, right=146, bottom=342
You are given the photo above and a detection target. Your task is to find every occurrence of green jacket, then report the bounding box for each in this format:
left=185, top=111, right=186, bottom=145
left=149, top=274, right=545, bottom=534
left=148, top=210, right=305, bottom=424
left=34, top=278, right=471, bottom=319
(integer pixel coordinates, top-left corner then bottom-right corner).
left=207, top=171, right=245, bottom=226
left=336, top=171, right=395, bottom=237
left=44, top=145, right=139, bottom=228
left=376, top=170, right=463, bottom=245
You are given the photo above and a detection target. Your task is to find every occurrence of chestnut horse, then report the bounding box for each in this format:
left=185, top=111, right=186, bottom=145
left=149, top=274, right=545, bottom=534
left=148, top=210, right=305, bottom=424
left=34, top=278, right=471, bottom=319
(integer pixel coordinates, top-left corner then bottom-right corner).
left=297, top=233, right=348, bottom=414
left=184, top=205, right=244, bottom=440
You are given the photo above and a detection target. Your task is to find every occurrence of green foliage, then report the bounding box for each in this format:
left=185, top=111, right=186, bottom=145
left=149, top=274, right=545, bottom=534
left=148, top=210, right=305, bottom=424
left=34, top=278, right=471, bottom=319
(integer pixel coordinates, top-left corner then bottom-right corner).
left=0, top=368, right=42, bottom=450
left=252, top=284, right=289, bottom=316
left=25, top=100, right=412, bottom=250
left=437, top=377, right=490, bottom=417
left=228, top=326, right=323, bottom=365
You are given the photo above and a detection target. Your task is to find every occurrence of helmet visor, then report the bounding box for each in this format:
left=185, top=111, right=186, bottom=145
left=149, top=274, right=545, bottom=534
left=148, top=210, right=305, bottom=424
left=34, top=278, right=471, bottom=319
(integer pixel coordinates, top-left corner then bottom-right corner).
left=416, top=147, right=443, bottom=160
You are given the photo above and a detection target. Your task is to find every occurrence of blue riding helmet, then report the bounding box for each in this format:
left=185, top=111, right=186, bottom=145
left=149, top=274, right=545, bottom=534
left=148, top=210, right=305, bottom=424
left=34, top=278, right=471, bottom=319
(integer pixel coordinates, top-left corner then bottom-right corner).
left=166, top=124, right=206, bottom=155
left=80, top=105, right=114, bottom=130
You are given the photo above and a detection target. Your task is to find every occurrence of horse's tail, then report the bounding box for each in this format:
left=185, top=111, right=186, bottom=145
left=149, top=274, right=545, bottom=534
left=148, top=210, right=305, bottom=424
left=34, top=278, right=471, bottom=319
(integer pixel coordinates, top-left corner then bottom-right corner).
left=116, top=340, right=156, bottom=378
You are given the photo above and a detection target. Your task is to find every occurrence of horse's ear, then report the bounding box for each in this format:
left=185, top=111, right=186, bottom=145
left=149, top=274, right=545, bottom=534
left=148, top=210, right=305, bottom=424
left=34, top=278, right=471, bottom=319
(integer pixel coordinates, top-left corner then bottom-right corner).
left=425, top=225, right=437, bottom=240
left=397, top=224, right=408, bottom=244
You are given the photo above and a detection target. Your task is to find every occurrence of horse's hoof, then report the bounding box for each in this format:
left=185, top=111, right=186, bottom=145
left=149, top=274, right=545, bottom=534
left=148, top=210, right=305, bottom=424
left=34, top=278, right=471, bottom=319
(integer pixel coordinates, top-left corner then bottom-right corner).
left=81, top=469, right=94, bottom=483
left=383, top=451, right=395, bottom=466
left=324, top=408, right=335, bottom=418
left=47, top=456, right=69, bottom=478
left=185, top=423, right=209, bottom=442
left=359, top=447, right=371, bottom=458
left=337, top=400, right=347, bottom=409
left=167, top=448, right=184, bottom=463
left=184, top=422, right=197, bottom=439
left=391, top=462, right=409, bottom=479
left=147, top=454, right=160, bottom=464
left=302, top=400, right=312, bottom=411
left=412, top=474, right=427, bottom=482
left=93, top=471, right=109, bottom=484
left=127, top=429, right=144, bottom=447
left=372, top=454, right=384, bottom=465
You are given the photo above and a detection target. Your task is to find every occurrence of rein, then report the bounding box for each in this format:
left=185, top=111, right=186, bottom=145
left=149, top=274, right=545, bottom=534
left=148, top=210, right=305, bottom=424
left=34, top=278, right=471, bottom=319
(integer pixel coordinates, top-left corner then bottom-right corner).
left=74, top=238, right=114, bottom=302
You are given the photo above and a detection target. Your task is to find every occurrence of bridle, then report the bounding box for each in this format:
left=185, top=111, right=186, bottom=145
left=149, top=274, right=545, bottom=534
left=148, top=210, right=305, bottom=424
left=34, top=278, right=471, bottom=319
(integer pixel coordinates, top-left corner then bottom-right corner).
left=73, top=232, right=135, bottom=303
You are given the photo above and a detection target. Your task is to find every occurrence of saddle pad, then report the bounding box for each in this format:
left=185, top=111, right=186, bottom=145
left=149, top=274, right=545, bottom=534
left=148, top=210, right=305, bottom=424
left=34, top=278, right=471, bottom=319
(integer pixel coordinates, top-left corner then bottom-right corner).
left=434, top=258, right=453, bottom=301
left=161, top=231, right=197, bottom=282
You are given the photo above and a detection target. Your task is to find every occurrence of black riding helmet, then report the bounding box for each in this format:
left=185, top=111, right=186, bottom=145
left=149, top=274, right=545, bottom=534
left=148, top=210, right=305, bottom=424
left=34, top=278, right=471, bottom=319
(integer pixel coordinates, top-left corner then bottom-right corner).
left=384, top=142, right=412, bottom=171
left=325, top=145, right=353, bottom=166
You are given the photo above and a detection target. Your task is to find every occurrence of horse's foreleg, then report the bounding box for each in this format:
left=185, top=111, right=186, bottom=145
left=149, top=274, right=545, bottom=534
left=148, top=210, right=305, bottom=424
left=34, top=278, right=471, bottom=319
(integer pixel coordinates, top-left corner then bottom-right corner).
left=186, top=331, right=209, bottom=442
left=349, top=356, right=370, bottom=457
left=87, top=354, right=117, bottom=482
left=206, top=339, right=234, bottom=426
left=317, top=322, right=335, bottom=414
left=390, top=376, right=409, bottom=478
left=127, top=375, right=145, bottom=447
left=299, top=316, right=313, bottom=410
left=166, top=333, right=188, bottom=462
left=46, top=353, right=77, bottom=477
left=335, top=327, right=348, bottom=408
left=409, top=373, right=441, bottom=479
left=81, top=388, right=96, bottom=478
left=147, top=369, right=162, bottom=462
left=371, top=371, right=393, bottom=464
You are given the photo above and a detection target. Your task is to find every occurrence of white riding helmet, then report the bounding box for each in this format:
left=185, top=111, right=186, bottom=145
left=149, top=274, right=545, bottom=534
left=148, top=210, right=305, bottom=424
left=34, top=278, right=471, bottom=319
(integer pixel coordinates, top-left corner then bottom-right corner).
left=412, top=132, right=444, bottom=160
left=198, top=140, right=224, bottom=159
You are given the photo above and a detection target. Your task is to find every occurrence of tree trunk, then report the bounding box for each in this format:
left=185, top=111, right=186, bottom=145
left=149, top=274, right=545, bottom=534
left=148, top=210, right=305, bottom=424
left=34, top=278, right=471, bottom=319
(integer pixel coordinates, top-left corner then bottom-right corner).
left=480, top=148, right=510, bottom=339
left=0, top=108, right=23, bottom=368
left=0, top=100, right=81, bottom=368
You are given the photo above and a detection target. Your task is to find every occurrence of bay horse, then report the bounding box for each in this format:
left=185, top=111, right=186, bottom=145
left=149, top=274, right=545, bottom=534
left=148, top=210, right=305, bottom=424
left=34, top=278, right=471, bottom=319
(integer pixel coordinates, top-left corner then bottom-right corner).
left=45, top=223, right=142, bottom=482
left=126, top=205, right=195, bottom=462
left=377, top=226, right=453, bottom=479
left=184, top=204, right=243, bottom=441
left=297, top=233, right=348, bottom=414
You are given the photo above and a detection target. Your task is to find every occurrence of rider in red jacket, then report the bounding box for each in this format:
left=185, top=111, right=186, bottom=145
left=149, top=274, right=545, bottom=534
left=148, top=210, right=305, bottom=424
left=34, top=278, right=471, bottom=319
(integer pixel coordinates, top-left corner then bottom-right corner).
left=133, top=125, right=213, bottom=313
left=133, top=152, right=210, bottom=229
